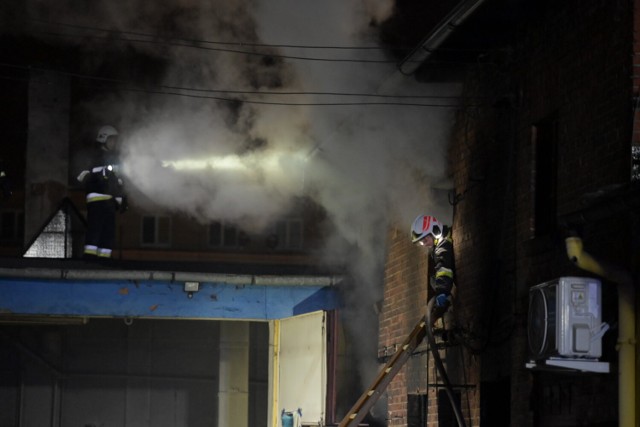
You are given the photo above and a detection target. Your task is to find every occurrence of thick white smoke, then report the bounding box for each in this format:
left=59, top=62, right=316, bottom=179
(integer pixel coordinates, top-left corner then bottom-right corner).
left=251, top=0, right=458, bottom=406
left=24, top=0, right=456, bottom=245
left=23, top=0, right=458, bottom=408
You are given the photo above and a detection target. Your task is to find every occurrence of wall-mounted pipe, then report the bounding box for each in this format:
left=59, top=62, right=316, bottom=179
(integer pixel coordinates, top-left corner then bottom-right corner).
left=565, top=237, right=635, bottom=427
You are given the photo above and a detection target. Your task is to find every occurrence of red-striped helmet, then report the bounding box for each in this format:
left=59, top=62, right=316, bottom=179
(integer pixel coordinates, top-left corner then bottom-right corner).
left=410, top=215, right=443, bottom=243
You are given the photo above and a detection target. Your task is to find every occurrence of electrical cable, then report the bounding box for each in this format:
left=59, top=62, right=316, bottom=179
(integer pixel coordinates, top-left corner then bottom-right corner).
left=27, top=17, right=502, bottom=55
left=29, top=29, right=402, bottom=64
left=426, top=297, right=467, bottom=427
left=110, top=86, right=462, bottom=107
left=27, top=17, right=409, bottom=52
left=0, top=63, right=471, bottom=108
left=24, top=19, right=481, bottom=66
left=0, top=68, right=469, bottom=100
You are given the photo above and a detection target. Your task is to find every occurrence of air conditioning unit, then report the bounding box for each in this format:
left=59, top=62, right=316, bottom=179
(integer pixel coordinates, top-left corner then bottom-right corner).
left=526, top=277, right=609, bottom=373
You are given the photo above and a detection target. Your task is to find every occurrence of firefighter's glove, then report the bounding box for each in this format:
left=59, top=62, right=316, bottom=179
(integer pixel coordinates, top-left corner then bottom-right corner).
left=115, top=197, right=128, bottom=213
left=431, top=294, right=450, bottom=324
left=435, top=293, right=450, bottom=308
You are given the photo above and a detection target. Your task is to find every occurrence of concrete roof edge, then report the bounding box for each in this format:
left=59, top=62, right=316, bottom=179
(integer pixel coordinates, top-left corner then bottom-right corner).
left=0, top=267, right=344, bottom=287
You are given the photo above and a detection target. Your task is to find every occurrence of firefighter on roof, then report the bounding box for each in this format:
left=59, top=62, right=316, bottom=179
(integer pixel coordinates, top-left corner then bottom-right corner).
left=77, top=125, right=127, bottom=259
left=411, top=214, right=456, bottom=322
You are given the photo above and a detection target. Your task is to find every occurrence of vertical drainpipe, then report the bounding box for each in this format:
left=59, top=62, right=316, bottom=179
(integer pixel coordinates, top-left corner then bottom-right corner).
left=565, top=237, right=636, bottom=427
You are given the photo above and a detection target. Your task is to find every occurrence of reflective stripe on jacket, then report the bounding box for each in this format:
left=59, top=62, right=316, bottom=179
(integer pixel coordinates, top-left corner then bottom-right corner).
left=86, top=192, right=114, bottom=203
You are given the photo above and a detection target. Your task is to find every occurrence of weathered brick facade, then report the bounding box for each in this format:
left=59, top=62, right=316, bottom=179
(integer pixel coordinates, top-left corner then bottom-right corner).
left=380, top=0, right=637, bottom=426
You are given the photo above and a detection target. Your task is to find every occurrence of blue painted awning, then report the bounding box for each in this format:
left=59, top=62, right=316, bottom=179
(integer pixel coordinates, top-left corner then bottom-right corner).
left=0, top=268, right=342, bottom=320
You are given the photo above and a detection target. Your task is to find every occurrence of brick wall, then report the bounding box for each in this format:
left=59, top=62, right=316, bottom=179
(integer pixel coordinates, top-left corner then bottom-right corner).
left=381, top=0, right=633, bottom=425
left=380, top=226, right=428, bottom=426
left=453, top=0, right=630, bottom=425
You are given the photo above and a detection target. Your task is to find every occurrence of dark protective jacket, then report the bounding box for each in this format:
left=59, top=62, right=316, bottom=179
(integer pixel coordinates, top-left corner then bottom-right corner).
left=79, top=148, right=124, bottom=202
left=78, top=146, right=125, bottom=257
left=429, top=225, right=455, bottom=295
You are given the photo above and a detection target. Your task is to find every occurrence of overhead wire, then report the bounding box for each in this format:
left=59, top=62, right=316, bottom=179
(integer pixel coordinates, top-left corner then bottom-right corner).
left=27, top=17, right=495, bottom=53
left=26, top=18, right=401, bottom=65
left=31, top=29, right=401, bottom=64
left=24, top=18, right=480, bottom=66
left=116, top=87, right=461, bottom=107
left=27, top=18, right=408, bottom=51
left=0, top=62, right=479, bottom=108
left=4, top=17, right=487, bottom=107
left=0, top=60, right=466, bottom=100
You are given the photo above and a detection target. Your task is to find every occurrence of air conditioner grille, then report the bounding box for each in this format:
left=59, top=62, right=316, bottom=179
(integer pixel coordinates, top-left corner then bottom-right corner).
left=528, top=285, right=557, bottom=359
left=528, top=288, right=548, bottom=357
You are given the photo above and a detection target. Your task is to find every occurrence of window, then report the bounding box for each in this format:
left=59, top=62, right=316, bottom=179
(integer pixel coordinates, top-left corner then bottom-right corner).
left=0, top=210, right=24, bottom=242
left=274, top=218, right=303, bottom=250
left=407, top=393, right=428, bottom=427
left=532, top=116, right=558, bottom=237
left=209, top=221, right=248, bottom=248
left=141, top=215, right=171, bottom=247
left=438, top=389, right=462, bottom=426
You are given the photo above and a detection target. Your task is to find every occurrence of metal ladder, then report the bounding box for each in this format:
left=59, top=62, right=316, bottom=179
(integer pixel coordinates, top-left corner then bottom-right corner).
left=338, top=316, right=428, bottom=427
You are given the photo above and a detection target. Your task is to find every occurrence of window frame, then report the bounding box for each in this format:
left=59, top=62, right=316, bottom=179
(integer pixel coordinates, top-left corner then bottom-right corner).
left=273, top=218, right=303, bottom=251
left=208, top=220, right=247, bottom=249
left=140, top=214, right=172, bottom=248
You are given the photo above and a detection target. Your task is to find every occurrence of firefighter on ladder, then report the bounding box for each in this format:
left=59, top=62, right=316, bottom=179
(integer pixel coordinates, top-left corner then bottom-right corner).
left=77, top=125, right=127, bottom=259
left=410, top=215, right=456, bottom=324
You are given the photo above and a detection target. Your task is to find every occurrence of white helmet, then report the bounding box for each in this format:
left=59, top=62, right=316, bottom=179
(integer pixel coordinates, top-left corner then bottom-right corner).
left=410, top=215, right=443, bottom=243
left=96, top=125, right=119, bottom=144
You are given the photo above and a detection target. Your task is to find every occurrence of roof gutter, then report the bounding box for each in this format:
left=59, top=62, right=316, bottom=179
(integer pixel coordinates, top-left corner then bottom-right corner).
left=398, top=0, right=487, bottom=75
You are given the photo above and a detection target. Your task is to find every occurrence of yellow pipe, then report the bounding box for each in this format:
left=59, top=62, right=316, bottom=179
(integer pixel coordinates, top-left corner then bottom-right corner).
left=566, top=237, right=636, bottom=427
